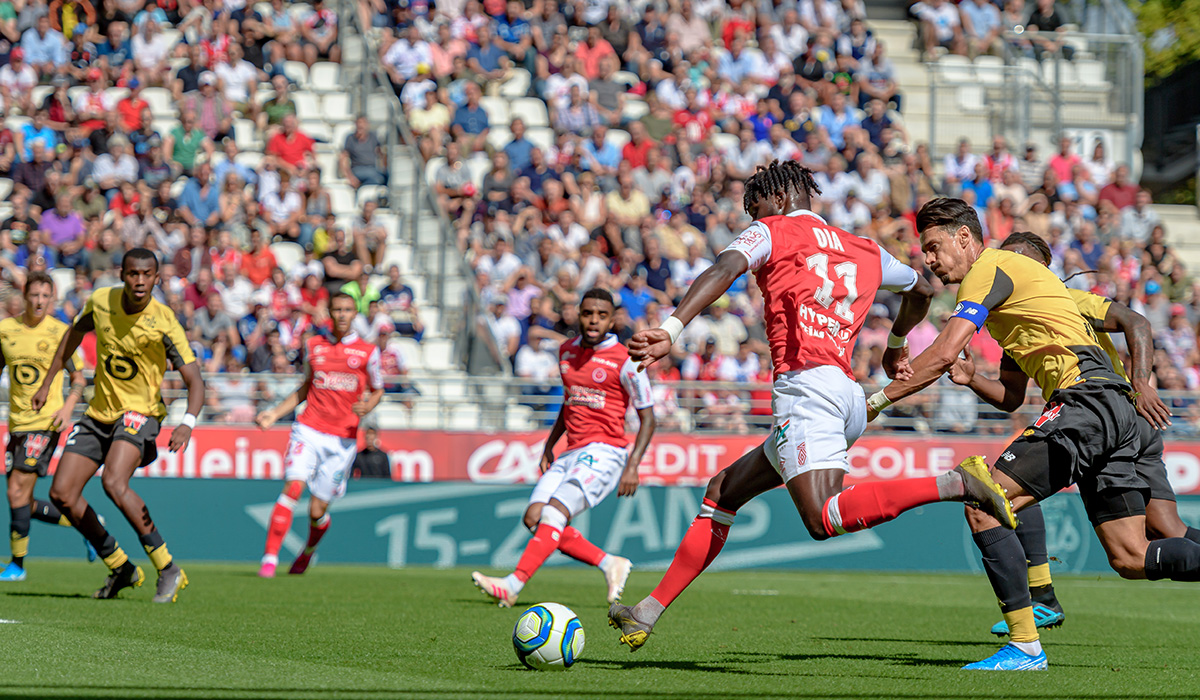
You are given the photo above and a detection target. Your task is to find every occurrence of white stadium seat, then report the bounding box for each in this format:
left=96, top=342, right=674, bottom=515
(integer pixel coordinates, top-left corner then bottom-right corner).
left=309, top=62, right=341, bottom=93
left=508, top=97, right=549, bottom=127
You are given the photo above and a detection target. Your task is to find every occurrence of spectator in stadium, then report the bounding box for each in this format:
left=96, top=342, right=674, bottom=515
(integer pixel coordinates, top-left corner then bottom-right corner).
left=1100, top=163, right=1139, bottom=210
left=266, top=114, right=315, bottom=177
left=341, top=116, right=388, bottom=189
left=165, top=111, right=213, bottom=176
left=179, top=162, right=221, bottom=229
left=352, top=428, right=391, bottom=479
left=1024, top=0, right=1074, bottom=61
left=451, top=82, right=490, bottom=154
left=40, top=191, right=85, bottom=268
left=22, top=15, right=68, bottom=79
left=1120, top=189, right=1160, bottom=241
left=0, top=48, right=37, bottom=116
left=913, top=0, right=966, bottom=60
left=379, top=265, right=423, bottom=341
left=299, top=0, right=339, bottom=66
left=467, top=24, right=510, bottom=85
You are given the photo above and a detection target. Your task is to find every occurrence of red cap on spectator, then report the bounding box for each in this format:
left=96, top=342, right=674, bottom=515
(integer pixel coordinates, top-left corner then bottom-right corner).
left=1171, top=304, right=1187, bottom=317
left=9, top=48, right=23, bottom=61
left=86, top=67, right=102, bottom=81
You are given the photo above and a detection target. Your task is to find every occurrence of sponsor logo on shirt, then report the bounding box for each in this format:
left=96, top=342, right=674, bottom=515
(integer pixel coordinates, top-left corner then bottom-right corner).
left=566, top=385, right=606, bottom=409
left=314, top=370, right=359, bottom=392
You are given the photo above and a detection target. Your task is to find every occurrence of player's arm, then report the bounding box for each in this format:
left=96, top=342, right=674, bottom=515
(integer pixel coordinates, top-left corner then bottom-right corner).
left=868, top=259, right=1011, bottom=420
left=31, top=311, right=94, bottom=412
left=168, top=361, right=206, bottom=452
left=618, top=359, right=656, bottom=496
left=867, top=316, right=976, bottom=421
left=539, top=404, right=567, bottom=473
left=50, top=355, right=87, bottom=432
left=351, top=347, right=386, bottom=418
left=1099, top=300, right=1172, bottom=429
left=257, top=363, right=312, bottom=430
left=949, top=351, right=1031, bottom=412
left=878, top=245, right=935, bottom=380
left=630, top=222, right=766, bottom=371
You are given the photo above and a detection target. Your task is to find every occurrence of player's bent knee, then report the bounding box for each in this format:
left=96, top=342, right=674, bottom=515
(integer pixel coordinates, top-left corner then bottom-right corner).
left=100, top=472, right=128, bottom=500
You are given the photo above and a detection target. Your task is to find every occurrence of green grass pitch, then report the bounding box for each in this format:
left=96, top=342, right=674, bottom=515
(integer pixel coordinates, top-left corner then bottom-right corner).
left=0, top=562, right=1197, bottom=699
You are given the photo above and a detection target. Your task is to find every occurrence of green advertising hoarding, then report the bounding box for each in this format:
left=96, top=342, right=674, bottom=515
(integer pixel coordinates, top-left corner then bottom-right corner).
left=19, top=479, right=1200, bottom=575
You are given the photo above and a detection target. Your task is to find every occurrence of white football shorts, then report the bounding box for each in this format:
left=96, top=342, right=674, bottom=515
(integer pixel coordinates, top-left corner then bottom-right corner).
left=283, top=422, right=359, bottom=502
left=763, top=365, right=867, bottom=483
left=529, top=441, right=629, bottom=516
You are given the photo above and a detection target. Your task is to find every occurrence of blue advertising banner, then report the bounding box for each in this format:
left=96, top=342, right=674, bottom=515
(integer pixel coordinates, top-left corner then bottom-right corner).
left=20, top=479, right=1200, bottom=574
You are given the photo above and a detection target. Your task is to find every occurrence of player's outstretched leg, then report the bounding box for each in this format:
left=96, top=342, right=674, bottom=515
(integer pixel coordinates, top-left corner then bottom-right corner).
left=473, top=496, right=576, bottom=608
left=990, top=503, right=1064, bottom=636
left=3, top=469, right=40, bottom=580
left=31, top=498, right=96, bottom=562
left=261, top=480, right=304, bottom=578
left=611, top=447, right=782, bottom=651
left=821, top=456, right=1016, bottom=537
left=289, top=501, right=331, bottom=575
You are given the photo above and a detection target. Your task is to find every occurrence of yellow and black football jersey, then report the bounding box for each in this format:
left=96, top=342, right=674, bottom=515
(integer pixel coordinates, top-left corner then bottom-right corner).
left=77, top=287, right=196, bottom=423
left=1067, top=288, right=1129, bottom=384
left=951, top=248, right=1125, bottom=400
left=0, top=316, right=83, bottom=431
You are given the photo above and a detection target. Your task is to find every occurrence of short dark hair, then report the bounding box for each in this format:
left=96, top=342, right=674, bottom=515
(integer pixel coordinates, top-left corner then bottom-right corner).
left=915, top=198, right=984, bottom=243
left=330, top=291, right=357, bottom=306
left=743, top=159, right=821, bottom=216
left=1000, top=231, right=1052, bottom=265
left=121, top=247, right=159, bottom=272
left=581, top=287, right=615, bottom=308
left=23, top=270, right=53, bottom=296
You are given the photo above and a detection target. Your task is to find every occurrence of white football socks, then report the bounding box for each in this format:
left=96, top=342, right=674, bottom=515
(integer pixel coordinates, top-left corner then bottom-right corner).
left=1011, top=639, right=1042, bottom=656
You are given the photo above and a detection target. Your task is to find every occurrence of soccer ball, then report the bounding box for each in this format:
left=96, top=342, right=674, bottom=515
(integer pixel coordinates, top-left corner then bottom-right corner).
left=512, top=602, right=585, bottom=670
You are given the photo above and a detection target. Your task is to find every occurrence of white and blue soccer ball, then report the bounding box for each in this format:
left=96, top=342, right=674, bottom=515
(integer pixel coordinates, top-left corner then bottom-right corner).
left=512, top=602, right=585, bottom=670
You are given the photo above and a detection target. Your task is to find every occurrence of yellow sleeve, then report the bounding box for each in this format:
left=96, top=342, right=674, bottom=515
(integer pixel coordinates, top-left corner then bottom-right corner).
left=162, top=313, right=197, bottom=368
left=65, top=348, right=84, bottom=373
left=952, top=255, right=1014, bottom=330
left=1068, top=289, right=1112, bottom=328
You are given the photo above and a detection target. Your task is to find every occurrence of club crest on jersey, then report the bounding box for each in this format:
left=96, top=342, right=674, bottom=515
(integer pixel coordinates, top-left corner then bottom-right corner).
left=1034, top=404, right=1062, bottom=428
left=24, top=434, right=50, bottom=462
left=347, top=356, right=361, bottom=369
left=592, top=368, right=607, bottom=383
left=122, top=412, right=148, bottom=435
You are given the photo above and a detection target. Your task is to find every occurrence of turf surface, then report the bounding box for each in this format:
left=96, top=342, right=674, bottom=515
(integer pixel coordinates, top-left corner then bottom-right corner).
left=0, top=562, right=1197, bottom=699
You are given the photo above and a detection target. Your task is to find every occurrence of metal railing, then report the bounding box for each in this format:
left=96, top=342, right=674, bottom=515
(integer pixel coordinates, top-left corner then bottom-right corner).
left=30, top=371, right=1189, bottom=437
left=336, top=4, right=478, bottom=365
left=926, top=31, right=1143, bottom=168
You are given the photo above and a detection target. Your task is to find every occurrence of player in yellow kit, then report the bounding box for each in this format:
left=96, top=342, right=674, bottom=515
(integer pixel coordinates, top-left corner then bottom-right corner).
left=0, top=272, right=89, bottom=581
left=32, top=249, right=206, bottom=602
left=875, top=199, right=1200, bottom=670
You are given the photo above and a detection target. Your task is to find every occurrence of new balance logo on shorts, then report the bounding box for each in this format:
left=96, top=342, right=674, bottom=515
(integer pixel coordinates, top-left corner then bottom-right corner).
left=24, top=434, right=50, bottom=466
left=123, top=412, right=148, bottom=435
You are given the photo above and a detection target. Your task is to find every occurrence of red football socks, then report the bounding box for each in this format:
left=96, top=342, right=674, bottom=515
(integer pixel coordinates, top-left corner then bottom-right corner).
left=648, top=499, right=735, bottom=608
left=304, top=514, right=331, bottom=554
left=557, top=526, right=606, bottom=566
left=263, top=482, right=304, bottom=561
left=514, top=522, right=563, bottom=583
left=822, top=478, right=941, bottom=537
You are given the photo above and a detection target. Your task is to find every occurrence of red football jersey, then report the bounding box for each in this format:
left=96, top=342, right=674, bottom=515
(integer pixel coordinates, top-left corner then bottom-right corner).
left=298, top=332, right=383, bottom=439
left=558, top=334, right=654, bottom=452
left=725, top=210, right=918, bottom=379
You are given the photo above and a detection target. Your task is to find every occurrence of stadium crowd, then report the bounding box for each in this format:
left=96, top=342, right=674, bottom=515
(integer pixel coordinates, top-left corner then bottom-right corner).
left=0, top=0, right=429, bottom=423
left=381, top=0, right=1200, bottom=434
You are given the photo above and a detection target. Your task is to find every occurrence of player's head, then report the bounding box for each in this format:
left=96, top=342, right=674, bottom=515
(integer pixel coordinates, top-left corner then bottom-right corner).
left=742, top=160, right=821, bottom=219
left=579, top=288, right=616, bottom=347
left=121, top=248, right=159, bottom=304
left=329, top=292, right=358, bottom=337
left=22, top=270, right=55, bottom=320
left=916, top=197, right=985, bottom=284
left=999, top=231, right=1052, bottom=267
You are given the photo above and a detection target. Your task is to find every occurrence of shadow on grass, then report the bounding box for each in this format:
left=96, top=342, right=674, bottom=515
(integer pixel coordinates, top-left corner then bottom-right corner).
left=1, top=591, right=92, bottom=599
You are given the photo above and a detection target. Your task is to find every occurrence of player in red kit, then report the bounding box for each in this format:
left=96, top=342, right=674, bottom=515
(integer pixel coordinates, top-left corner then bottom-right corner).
left=255, top=293, right=384, bottom=577
left=472, top=289, right=656, bottom=608
left=609, top=160, right=1016, bottom=650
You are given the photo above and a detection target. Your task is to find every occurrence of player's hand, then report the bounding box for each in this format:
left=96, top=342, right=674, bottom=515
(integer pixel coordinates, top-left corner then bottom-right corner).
left=629, top=328, right=672, bottom=372
left=255, top=410, right=278, bottom=431
left=539, top=450, right=554, bottom=473
left=617, top=469, right=639, bottom=497
left=1133, top=381, right=1173, bottom=430
left=168, top=424, right=192, bottom=452
left=881, top=345, right=912, bottom=380
left=30, top=385, right=49, bottom=413
left=49, top=406, right=72, bottom=433
left=866, top=403, right=880, bottom=423
left=949, top=350, right=976, bottom=386
left=351, top=400, right=371, bottom=416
